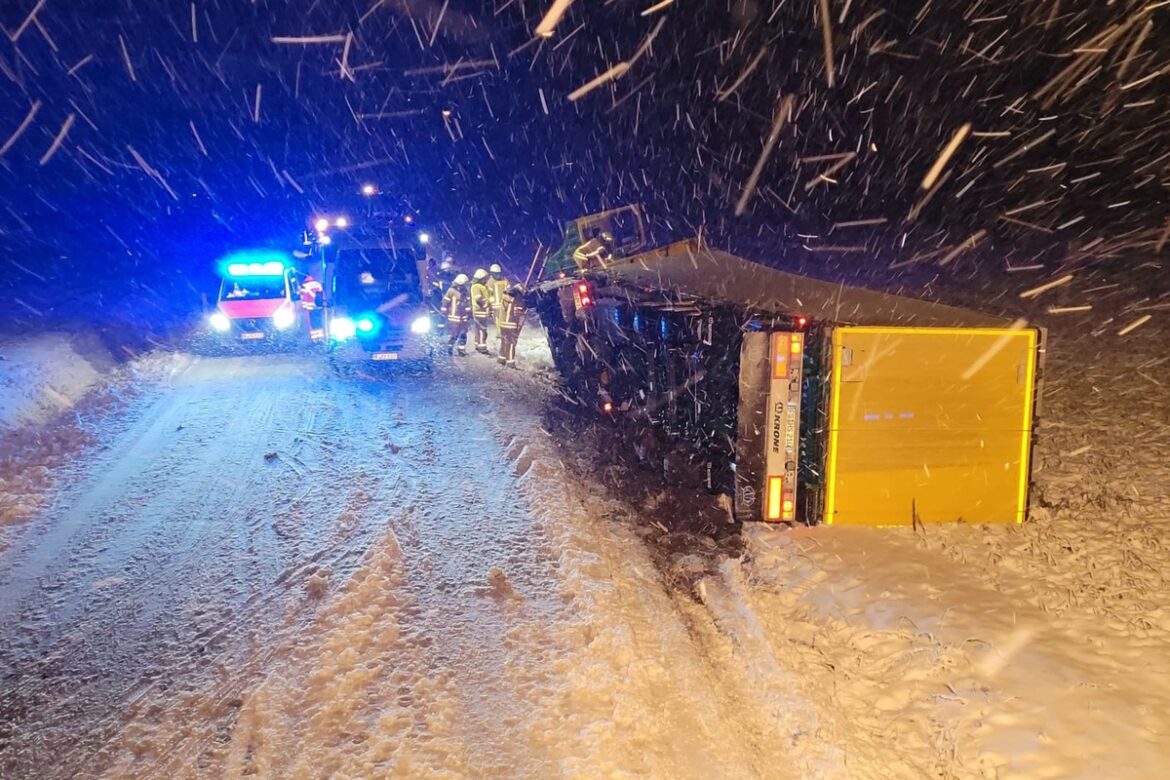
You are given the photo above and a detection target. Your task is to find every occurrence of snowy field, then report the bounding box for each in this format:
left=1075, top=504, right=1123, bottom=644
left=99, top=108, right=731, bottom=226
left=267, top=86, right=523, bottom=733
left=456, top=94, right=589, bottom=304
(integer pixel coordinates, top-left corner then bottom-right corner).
left=0, top=305, right=1167, bottom=778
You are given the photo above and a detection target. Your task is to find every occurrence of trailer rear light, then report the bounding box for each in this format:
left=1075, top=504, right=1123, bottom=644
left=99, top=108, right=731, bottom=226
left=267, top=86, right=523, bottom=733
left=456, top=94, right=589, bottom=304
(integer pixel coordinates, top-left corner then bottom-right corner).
left=790, top=336, right=803, bottom=354
left=602, top=401, right=613, bottom=413
left=766, top=476, right=784, bottom=521
left=771, top=333, right=788, bottom=378
left=578, top=283, right=589, bottom=293
left=797, top=316, right=807, bottom=328
left=782, top=489, right=795, bottom=521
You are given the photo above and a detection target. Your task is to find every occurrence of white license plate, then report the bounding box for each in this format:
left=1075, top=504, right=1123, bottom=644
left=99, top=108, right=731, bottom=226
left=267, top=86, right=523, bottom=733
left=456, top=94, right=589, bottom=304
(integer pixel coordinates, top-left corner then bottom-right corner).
left=372, top=352, right=399, bottom=361
left=240, top=332, right=265, bottom=341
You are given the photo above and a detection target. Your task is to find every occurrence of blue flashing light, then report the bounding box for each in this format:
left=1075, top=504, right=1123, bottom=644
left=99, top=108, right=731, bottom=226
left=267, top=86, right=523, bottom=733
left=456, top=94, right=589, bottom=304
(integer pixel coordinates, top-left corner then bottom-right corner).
left=356, top=315, right=378, bottom=336
left=227, top=261, right=285, bottom=277
left=218, top=249, right=289, bottom=279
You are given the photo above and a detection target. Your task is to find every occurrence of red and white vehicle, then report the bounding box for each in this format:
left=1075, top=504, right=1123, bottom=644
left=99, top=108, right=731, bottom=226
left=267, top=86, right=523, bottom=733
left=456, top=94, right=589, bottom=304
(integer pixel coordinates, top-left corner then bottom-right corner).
left=206, top=256, right=303, bottom=345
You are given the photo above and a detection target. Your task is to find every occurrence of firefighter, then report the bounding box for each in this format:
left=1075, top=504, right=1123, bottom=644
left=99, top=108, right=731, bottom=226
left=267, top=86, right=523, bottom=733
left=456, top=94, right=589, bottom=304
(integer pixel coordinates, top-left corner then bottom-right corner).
left=497, top=283, right=527, bottom=368
left=442, top=273, right=471, bottom=355
left=572, top=231, right=614, bottom=271
left=487, top=264, right=508, bottom=326
left=470, top=268, right=493, bottom=354
left=431, top=256, right=456, bottom=312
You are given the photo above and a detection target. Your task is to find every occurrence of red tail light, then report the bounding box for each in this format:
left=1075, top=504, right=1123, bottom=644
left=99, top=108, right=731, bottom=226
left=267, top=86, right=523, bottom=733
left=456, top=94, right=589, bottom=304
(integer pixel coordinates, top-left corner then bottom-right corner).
left=576, top=281, right=594, bottom=308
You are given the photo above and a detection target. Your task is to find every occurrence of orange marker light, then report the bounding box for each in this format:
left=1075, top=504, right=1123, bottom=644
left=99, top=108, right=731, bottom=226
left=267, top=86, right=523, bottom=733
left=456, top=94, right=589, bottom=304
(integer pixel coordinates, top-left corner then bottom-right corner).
left=767, top=476, right=784, bottom=521
left=771, top=333, right=788, bottom=378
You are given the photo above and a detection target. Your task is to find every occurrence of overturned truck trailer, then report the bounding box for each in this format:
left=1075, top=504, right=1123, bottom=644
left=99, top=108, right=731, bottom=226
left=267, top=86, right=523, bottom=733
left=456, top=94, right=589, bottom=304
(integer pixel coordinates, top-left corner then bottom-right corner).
left=533, top=239, right=1046, bottom=527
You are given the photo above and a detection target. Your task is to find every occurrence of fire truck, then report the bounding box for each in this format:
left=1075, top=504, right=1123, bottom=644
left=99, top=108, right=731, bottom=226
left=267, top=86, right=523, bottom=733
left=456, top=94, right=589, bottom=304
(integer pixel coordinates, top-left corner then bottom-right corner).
left=532, top=207, right=1046, bottom=526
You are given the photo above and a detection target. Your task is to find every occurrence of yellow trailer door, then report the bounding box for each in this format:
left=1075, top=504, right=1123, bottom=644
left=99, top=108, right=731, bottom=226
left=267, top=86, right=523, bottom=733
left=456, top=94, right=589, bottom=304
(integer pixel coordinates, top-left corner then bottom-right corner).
left=824, top=326, right=1039, bottom=526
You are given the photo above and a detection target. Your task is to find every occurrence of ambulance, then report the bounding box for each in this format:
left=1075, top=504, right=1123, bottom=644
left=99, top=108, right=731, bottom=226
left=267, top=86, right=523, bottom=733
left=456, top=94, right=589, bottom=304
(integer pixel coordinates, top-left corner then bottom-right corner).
left=206, top=251, right=304, bottom=346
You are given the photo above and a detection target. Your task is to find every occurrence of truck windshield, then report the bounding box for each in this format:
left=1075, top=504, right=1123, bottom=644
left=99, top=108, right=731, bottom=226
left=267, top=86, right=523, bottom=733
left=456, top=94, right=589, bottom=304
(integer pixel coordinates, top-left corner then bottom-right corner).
left=219, top=276, right=287, bottom=301
left=335, top=249, right=421, bottom=304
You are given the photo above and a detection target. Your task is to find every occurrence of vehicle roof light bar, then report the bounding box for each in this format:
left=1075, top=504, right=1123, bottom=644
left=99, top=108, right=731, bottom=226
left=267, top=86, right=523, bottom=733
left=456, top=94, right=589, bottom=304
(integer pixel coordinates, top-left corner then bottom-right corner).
left=227, top=261, right=286, bottom=277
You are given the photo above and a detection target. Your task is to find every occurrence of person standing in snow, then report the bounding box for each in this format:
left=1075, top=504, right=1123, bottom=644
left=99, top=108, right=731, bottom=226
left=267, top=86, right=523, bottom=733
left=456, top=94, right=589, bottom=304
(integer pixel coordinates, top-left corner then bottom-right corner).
left=442, top=273, right=471, bottom=356
left=430, top=255, right=456, bottom=312
left=487, top=264, right=508, bottom=327
left=470, top=269, right=493, bottom=355
left=497, top=284, right=527, bottom=368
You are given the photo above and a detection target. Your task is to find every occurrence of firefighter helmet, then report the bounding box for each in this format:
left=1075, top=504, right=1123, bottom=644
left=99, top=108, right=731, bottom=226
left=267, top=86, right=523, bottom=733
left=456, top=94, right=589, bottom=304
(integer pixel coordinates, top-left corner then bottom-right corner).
left=489, top=263, right=503, bottom=274
left=473, top=268, right=488, bottom=281
left=453, top=273, right=469, bottom=286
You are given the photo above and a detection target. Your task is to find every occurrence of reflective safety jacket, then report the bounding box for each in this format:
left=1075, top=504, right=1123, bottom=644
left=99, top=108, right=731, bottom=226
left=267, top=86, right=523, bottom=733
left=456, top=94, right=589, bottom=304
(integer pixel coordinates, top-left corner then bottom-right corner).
left=442, top=285, right=471, bottom=322
left=499, top=290, right=527, bottom=331
left=572, top=238, right=611, bottom=271
left=487, top=276, right=508, bottom=311
left=299, top=277, right=323, bottom=309
left=470, top=281, right=492, bottom=318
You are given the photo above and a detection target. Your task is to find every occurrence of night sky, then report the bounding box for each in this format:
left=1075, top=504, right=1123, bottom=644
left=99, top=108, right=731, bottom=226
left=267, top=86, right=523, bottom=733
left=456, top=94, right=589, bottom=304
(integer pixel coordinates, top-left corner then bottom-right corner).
left=1, top=0, right=1168, bottom=326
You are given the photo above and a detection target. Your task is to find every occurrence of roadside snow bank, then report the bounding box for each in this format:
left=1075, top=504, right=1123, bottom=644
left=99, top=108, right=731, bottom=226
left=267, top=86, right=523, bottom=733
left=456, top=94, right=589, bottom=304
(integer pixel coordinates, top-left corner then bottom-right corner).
left=0, top=333, right=189, bottom=534
left=724, top=523, right=1170, bottom=779
left=0, top=332, right=114, bottom=432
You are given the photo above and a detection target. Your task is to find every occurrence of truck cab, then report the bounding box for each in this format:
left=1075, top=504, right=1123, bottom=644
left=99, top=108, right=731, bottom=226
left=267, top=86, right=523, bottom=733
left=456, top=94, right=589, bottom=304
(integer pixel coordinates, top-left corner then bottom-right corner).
left=207, top=254, right=303, bottom=345
left=323, top=236, right=435, bottom=367
left=542, top=205, right=649, bottom=279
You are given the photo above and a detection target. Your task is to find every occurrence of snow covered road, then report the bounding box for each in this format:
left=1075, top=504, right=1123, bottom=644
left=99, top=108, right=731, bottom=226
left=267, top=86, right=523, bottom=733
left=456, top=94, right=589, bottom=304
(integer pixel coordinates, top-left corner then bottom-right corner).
left=3, top=307, right=1168, bottom=779
left=0, top=348, right=834, bottom=778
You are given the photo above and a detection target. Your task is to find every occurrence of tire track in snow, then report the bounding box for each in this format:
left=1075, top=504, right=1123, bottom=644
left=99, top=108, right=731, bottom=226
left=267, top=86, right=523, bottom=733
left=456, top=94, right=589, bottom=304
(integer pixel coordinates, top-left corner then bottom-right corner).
left=0, top=356, right=421, bottom=779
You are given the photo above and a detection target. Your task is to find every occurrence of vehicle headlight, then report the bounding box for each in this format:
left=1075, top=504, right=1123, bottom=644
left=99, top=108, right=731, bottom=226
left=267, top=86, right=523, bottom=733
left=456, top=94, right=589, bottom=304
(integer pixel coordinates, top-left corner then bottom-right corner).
left=209, top=311, right=231, bottom=332
left=273, top=307, right=296, bottom=330
left=410, top=315, right=431, bottom=334
left=331, top=316, right=356, bottom=341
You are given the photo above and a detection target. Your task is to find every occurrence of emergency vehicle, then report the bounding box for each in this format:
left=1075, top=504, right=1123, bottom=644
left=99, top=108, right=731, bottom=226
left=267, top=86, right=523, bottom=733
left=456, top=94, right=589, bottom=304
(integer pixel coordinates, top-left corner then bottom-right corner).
left=321, top=232, right=436, bottom=367
left=206, top=252, right=305, bottom=345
